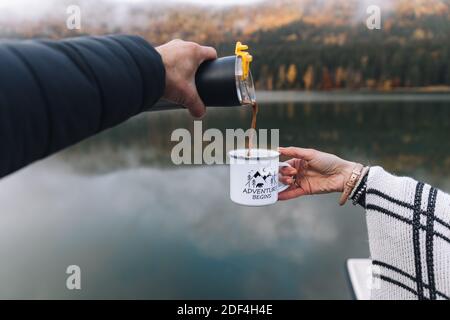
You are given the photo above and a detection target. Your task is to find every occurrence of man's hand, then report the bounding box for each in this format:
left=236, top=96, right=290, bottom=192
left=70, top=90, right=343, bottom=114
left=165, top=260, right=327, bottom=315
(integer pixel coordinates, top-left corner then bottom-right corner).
left=156, top=39, right=217, bottom=118
left=278, top=147, right=357, bottom=201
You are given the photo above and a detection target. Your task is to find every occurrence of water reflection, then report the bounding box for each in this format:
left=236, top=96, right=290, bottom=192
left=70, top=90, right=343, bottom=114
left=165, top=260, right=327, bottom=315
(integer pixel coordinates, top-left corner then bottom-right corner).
left=0, top=160, right=367, bottom=299
left=64, top=98, right=450, bottom=186
left=0, top=95, right=449, bottom=299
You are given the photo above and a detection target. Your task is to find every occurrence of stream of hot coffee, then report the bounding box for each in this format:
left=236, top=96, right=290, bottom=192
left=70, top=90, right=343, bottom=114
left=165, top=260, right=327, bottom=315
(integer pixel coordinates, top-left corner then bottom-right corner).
left=247, top=102, right=258, bottom=157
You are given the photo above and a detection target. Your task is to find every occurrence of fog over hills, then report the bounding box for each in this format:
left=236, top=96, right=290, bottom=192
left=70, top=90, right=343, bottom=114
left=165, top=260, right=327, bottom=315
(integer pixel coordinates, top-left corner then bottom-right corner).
left=2, top=0, right=444, bottom=43
left=1, top=0, right=450, bottom=91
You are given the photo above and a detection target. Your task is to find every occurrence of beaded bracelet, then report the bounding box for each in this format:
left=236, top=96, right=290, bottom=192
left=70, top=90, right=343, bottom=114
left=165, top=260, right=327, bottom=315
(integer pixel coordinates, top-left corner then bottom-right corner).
left=351, top=171, right=369, bottom=207
left=352, top=181, right=367, bottom=205
left=338, top=163, right=364, bottom=206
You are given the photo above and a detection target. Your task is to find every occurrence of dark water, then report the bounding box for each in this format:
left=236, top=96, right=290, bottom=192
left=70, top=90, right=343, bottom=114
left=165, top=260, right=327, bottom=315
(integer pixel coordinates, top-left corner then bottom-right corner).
left=0, top=94, right=449, bottom=299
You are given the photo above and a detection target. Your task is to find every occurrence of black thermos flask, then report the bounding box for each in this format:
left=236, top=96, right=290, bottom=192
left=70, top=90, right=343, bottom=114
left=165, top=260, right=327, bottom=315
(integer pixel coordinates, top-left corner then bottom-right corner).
left=152, top=42, right=256, bottom=110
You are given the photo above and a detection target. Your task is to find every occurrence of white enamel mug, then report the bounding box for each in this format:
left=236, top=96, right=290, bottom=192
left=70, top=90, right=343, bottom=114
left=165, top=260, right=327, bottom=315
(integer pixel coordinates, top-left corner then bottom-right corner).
left=228, top=149, right=290, bottom=206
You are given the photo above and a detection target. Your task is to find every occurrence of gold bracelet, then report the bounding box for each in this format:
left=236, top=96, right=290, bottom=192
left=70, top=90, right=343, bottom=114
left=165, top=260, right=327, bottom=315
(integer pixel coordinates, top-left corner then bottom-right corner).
left=350, top=166, right=370, bottom=199
left=339, top=163, right=364, bottom=206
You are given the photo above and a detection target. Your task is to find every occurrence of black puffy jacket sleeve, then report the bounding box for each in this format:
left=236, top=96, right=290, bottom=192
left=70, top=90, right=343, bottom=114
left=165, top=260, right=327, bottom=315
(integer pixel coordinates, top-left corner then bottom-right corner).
left=0, top=35, right=165, bottom=178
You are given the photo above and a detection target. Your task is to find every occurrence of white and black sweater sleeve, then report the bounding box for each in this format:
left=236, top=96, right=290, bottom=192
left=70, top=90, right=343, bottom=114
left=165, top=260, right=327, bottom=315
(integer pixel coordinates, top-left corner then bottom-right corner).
left=351, top=166, right=450, bottom=300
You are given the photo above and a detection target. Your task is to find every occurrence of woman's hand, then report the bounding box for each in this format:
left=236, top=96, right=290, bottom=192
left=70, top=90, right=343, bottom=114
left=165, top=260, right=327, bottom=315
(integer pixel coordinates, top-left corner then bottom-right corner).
left=278, top=147, right=357, bottom=201
left=156, top=39, right=217, bottom=118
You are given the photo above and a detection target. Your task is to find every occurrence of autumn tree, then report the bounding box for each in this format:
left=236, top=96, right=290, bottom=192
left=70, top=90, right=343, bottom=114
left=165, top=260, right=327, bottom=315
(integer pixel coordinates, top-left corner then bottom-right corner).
left=276, top=64, right=286, bottom=89
left=286, top=64, right=298, bottom=87
left=303, top=65, right=314, bottom=90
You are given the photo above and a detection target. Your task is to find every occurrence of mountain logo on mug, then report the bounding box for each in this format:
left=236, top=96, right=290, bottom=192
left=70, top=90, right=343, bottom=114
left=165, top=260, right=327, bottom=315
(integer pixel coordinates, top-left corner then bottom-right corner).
left=243, top=168, right=277, bottom=197
left=229, top=149, right=289, bottom=206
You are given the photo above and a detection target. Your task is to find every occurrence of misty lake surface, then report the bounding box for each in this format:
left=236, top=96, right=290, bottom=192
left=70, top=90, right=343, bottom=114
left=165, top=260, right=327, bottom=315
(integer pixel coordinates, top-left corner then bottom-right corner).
left=0, top=92, right=449, bottom=299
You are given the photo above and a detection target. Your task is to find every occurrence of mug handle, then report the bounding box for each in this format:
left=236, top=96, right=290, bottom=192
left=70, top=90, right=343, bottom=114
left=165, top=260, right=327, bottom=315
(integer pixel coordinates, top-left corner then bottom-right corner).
left=278, top=162, right=292, bottom=193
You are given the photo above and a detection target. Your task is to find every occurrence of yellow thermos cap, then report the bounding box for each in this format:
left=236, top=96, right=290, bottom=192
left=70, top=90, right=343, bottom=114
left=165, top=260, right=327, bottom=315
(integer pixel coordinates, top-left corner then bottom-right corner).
left=235, top=41, right=252, bottom=80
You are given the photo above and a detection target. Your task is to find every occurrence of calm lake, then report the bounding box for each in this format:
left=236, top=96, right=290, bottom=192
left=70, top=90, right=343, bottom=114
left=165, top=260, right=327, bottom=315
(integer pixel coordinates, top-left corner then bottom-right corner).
left=0, top=92, right=449, bottom=299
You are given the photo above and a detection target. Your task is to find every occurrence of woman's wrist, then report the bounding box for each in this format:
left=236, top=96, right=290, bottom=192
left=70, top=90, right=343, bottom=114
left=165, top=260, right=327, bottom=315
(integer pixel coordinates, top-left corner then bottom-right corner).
left=338, top=162, right=364, bottom=205
left=338, top=161, right=359, bottom=193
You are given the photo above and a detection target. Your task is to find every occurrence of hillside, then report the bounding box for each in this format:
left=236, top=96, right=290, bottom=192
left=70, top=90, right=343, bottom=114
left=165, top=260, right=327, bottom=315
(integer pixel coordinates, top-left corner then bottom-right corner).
left=2, top=0, right=450, bottom=90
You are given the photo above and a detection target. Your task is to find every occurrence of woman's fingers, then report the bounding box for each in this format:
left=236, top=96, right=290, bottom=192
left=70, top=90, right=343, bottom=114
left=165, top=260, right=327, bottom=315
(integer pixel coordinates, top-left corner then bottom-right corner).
left=279, top=175, right=295, bottom=185
left=279, top=147, right=317, bottom=161
left=277, top=150, right=314, bottom=201
left=278, top=186, right=308, bottom=200
left=279, top=166, right=297, bottom=176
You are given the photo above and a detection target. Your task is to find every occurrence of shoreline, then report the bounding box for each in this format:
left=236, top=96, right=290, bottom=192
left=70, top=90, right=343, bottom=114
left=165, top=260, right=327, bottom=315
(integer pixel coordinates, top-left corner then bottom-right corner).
left=256, top=90, right=450, bottom=103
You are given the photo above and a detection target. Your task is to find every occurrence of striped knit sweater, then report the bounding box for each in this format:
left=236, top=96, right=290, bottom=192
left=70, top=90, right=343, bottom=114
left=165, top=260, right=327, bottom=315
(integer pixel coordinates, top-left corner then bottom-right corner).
left=353, top=166, right=450, bottom=300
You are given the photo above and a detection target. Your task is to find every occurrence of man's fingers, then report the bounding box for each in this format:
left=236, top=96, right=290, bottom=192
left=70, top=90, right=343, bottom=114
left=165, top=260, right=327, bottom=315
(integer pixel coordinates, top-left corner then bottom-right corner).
left=278, top=187, right=308, bottom=201
left=188, top=44, right=216, bottom=117
left=199, top=45, right=218, bottom=62
left=279, top=147, right=317, bottom=161
left=186, top=89, right=206, bottom=118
